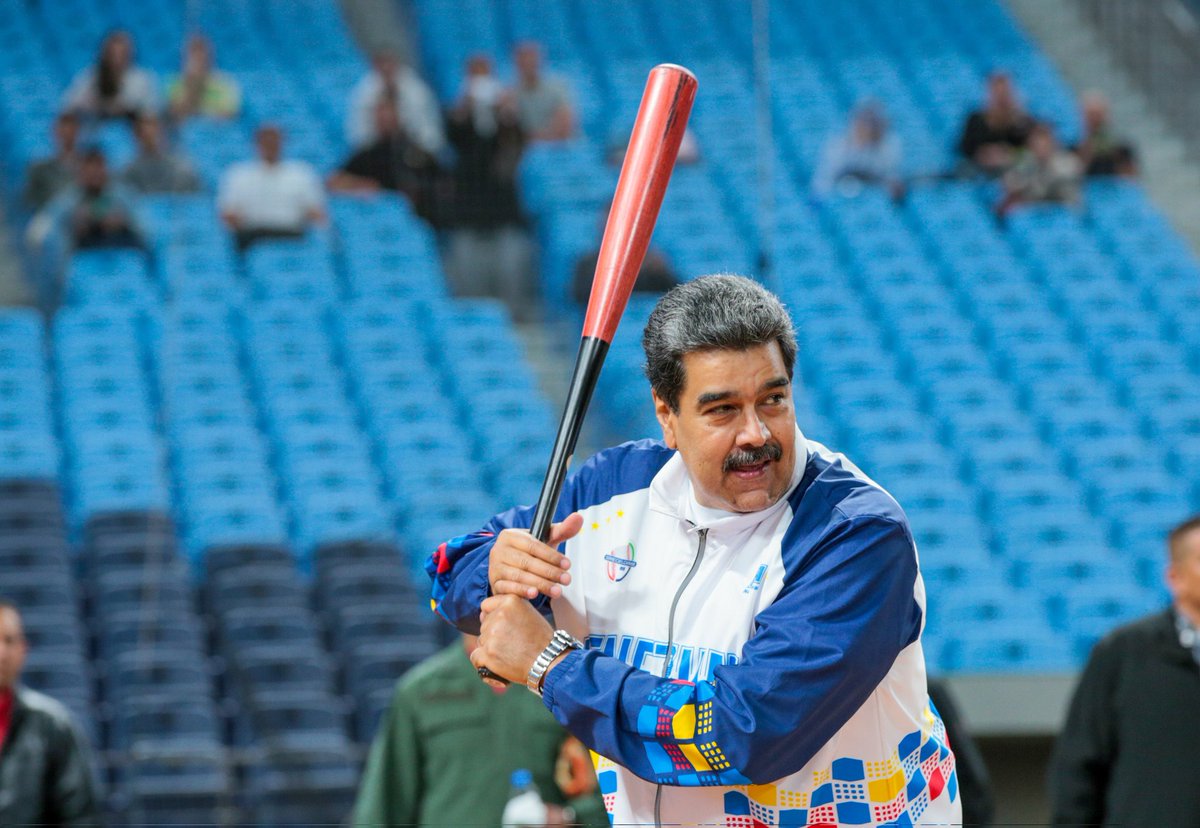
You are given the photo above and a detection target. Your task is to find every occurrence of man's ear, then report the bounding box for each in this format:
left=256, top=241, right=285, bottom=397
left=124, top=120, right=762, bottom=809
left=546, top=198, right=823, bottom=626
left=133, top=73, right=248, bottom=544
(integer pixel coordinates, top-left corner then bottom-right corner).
left=1166, top=562, right=1180, bottom=600
left=652, top=390, right=678, bottom=449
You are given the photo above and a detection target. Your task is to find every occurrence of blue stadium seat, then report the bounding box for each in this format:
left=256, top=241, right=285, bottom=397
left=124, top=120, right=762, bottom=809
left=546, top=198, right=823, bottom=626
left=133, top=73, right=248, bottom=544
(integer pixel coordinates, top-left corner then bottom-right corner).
left=940, top=628, right=1074, bottom=673
left=110, top=695, right=223, bottom=753
left=105, top=649, right=212, bottom=703
left=206, top=564, right=308, bottom=613
left=120, top=751, right=230, bottom=827
left=230, top=646, right=337, bottom=699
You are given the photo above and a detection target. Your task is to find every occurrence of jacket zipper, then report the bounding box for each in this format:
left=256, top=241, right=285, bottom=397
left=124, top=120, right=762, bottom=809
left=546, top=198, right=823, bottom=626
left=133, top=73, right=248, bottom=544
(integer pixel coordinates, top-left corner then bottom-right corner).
left=654, top=527, right=708, bottom=828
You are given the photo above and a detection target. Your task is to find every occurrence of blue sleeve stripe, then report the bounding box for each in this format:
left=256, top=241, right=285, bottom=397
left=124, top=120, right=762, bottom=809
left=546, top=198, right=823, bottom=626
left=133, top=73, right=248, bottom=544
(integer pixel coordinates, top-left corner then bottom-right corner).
left=561, top=439, right=674, bottom=517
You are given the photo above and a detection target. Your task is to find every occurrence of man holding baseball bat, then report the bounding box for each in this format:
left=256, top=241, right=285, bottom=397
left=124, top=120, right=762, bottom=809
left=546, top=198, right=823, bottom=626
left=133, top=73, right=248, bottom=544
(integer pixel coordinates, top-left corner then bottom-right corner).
left=429, top=276, right=961, bottom=827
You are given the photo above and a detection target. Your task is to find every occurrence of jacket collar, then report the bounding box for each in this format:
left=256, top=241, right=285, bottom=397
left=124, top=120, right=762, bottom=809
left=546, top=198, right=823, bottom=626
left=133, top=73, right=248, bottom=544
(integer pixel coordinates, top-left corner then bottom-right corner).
left=1172, top=606, right=1200, bottom=667
left=648, top=427, right=809, bottom=534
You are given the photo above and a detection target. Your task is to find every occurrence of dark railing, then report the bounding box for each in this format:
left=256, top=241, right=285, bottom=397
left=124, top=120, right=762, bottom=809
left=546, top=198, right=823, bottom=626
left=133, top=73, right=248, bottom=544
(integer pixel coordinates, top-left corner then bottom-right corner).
left=1082, top=0, right=1200, bottom=160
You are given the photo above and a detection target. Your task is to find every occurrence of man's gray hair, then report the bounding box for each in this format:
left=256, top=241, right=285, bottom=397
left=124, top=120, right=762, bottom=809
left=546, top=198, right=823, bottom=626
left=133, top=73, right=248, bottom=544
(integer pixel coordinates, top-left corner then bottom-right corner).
left=642, top=274, right=797, bottom=412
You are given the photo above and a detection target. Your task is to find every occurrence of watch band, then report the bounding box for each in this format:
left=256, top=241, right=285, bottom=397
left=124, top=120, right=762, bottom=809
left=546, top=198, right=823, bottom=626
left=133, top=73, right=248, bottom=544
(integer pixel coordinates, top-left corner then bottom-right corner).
left=527, top=629, right=583, bottom=696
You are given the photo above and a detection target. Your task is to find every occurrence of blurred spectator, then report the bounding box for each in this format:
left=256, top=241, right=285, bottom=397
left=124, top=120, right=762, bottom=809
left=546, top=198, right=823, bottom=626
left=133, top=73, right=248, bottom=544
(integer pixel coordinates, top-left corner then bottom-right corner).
left=443, top=55, right=537, bottom=322
left=351, top=634, right=606, bottom=828
left=571, top=201, right=678, bottom=305
left=957, top=71, right=1034, bottom=175
left=121, top=113, right=201, bottom=193
left=1049, top=515, right=1200, bottom=825
left=49, top=147, right=144, bottom=250
left=511, top=41, right=576, bottom=142
left=346, top=49, right=445, bottom=155
left=62, top=30, right=159, bottom=121
left=23, top=112, right=81, bottom=211
left=812, top=101, right=903, bottom=199
left=218, top=124, right=326, bottom=251
left=328, top=98, right=445, bottom=225
left=0, top=600, right=101, bottom=827
left=998, top=122, right=1082, bottom=212
left=166, top=34, right=241, bottom=121
left=1073, top=91, right=1138, bottom=177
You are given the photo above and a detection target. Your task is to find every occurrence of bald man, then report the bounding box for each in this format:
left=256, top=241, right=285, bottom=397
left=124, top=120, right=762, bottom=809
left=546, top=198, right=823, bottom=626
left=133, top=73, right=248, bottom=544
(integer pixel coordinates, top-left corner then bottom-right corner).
left=0, top=599, right=100, bottom=826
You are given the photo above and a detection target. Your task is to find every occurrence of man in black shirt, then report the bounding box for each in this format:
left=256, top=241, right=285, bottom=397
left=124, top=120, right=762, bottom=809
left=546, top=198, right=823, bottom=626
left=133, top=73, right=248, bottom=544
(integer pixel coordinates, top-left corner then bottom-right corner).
left=1049, top=515, right=1200, bottom=826
left=957, top=72, right=1034, bottom=176
left=328, top=98, right=445, bottom=225
left=441, top=54, right=537, bottom=322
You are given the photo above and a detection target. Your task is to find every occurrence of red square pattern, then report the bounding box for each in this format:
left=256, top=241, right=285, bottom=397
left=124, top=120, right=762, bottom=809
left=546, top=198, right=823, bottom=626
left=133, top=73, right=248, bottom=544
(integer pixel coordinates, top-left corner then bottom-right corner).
left=808, top=804, right=836, bottom=824
left=873, top=791, right=907, bottom=823
left=928, top=768, right=945, bottom=800
left=663, top=743, right=692, bottom=771
left=657, top=710, right=673, bottom=738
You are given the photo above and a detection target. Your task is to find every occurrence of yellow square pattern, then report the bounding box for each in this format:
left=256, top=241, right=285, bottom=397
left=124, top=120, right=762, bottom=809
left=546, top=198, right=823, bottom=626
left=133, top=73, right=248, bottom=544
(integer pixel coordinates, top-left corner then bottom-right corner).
left=747, top=785, right=776, bottom=806
left=921, top=704, right=935, bottom=738
left=866, top=751, right=901, bottom=780
left=812, top=768, right=831, bottom=786
left=698, top=741, right=730, bottom=771
left=591, top=752, right=617, bottom=771
left=696, top=701, right=714, bottom=735
left=679, top=742, right=712, bottom=772
left=672, top=705, right=696, bottom=740
left=867, top=769, right=906, bottom=803
left=777, top=788, right=809, bottom=808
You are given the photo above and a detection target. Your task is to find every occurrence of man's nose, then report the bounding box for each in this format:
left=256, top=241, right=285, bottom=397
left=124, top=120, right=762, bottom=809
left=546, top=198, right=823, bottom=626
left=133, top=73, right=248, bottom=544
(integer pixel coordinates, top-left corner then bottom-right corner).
left=737, top=409, right=770, bottom=446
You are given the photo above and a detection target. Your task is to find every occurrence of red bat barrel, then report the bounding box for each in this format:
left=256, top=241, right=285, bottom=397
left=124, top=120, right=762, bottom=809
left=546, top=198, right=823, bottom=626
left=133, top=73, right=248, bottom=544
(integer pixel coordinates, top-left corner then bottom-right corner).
left=527, top=64, right=697, bottom=544
left=477, top=64, right=696, bottom=685
left=582, top=64, right=698, bottom=344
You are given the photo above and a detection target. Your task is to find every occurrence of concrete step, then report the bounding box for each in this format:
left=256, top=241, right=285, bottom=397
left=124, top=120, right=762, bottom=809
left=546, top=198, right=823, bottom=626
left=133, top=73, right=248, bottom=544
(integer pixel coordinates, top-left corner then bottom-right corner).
left=0, top=206, right=34, bottom=308
left=337, top=0, right=415, bottom=64
left=514, top=320, right=610, bottom=463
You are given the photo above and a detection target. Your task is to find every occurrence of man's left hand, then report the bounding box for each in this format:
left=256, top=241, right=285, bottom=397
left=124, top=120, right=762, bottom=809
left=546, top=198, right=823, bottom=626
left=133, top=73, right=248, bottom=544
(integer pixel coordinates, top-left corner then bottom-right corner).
left=471, top=594, right=554, bottom=688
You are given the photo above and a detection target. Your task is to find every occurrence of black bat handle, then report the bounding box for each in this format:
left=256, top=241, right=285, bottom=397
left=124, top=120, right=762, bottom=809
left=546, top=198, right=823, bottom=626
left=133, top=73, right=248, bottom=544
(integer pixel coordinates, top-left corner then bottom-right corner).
left=529, top=336, right=609, bottom=542
left=477, top=337, right=610, bottom=687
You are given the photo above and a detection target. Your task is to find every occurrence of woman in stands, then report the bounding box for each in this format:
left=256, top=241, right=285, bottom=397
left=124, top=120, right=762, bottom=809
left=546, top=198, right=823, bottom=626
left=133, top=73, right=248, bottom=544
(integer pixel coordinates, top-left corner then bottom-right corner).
left=62, top=30, right=159, bottom=122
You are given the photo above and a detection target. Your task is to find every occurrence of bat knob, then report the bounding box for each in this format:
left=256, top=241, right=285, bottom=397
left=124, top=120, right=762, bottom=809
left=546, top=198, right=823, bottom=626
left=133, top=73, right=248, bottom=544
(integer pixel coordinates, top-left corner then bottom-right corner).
left=477, top=665, right=510, bottom=685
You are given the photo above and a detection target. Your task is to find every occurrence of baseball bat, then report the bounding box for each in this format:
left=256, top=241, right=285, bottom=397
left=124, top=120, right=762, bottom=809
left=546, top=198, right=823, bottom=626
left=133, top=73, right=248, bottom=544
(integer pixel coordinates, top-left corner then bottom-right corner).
left=530, top=64, right=697, bottom=543
left=478, top=65, right=695, bottom=686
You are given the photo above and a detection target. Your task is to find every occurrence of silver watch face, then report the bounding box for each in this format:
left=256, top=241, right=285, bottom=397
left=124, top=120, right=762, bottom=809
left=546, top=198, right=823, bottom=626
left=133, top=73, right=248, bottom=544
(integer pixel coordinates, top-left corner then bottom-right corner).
left=527, top=631, right=579, bottom=695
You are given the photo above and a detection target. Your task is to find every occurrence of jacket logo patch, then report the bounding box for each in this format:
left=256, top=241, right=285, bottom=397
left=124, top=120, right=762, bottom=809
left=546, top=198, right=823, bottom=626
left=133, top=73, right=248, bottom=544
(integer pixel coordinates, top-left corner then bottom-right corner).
left=604, top=543, right=637, bottom=582
left=744, top=564, right=767, bottom=593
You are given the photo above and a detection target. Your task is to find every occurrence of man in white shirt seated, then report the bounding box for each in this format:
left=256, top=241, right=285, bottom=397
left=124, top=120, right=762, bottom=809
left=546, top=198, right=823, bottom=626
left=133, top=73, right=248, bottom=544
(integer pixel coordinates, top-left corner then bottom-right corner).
left=217, top=124, right=326, bottom=251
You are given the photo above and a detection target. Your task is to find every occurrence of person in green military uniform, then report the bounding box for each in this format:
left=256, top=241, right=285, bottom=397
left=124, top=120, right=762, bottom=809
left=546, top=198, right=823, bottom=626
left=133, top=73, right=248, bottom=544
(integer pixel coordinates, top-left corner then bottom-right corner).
left=351, top=635, right=607, bottom=827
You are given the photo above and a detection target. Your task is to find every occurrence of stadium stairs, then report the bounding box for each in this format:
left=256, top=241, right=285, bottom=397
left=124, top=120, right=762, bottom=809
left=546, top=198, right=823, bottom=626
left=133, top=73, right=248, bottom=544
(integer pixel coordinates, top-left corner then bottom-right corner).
left=1006, top=0, right=1200, bottom=251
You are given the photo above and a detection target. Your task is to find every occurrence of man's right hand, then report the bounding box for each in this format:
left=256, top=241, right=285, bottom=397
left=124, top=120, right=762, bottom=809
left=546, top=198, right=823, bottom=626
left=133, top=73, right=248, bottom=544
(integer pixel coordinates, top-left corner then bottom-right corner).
left=488, top=513, right=582, bottom=600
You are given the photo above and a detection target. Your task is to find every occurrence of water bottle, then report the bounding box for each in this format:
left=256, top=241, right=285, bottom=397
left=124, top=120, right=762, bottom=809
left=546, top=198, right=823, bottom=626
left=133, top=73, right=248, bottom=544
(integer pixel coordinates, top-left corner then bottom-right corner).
left=501, top=768, right=547, bottom=828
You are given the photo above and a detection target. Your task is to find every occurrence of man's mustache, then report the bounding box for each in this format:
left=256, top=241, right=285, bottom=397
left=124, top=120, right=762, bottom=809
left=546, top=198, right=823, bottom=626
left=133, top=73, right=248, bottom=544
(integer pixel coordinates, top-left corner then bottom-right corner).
left=724, top=442, right=783, bottom=472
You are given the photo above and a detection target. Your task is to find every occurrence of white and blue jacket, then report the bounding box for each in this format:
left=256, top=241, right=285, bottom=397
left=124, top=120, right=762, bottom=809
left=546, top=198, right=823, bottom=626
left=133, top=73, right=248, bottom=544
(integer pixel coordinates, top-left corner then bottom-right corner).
left=429, top=433, right=961, bottom=827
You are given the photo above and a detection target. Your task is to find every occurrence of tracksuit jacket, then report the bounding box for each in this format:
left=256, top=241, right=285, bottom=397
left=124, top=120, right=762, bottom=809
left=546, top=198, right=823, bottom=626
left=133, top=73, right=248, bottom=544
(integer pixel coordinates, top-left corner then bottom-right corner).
left=430, top=433, right=961, bottom=827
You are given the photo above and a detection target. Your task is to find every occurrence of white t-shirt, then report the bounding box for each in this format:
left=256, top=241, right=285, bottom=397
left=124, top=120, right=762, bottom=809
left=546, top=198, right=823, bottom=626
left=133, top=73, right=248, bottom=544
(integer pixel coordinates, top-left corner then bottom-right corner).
left=346, top=68, right=446, bottom=154
left=62, top=66, right=159, bottom=116
left=217, top=160, right=325, bottom=233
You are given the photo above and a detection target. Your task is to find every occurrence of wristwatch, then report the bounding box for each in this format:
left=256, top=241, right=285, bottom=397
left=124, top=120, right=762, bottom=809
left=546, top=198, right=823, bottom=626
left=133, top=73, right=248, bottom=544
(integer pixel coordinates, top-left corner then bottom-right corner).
left=527, top=629, right=583, bottom=696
